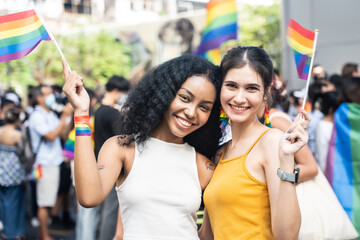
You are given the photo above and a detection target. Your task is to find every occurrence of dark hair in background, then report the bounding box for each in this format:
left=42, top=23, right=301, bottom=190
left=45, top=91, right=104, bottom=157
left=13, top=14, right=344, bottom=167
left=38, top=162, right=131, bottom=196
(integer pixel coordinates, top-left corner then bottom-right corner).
left=220, top=46, right=274, bottom=105
left=105, top=75, right=130, bottom=92
left=341, top=63, right=358, bottom=78
left=308, top=82, right=323, bottom=111
left=289, top=90, right=300, bottom=106
left=318, top=91, right=338, bottom=115
left=118, top=54, right=222, bottom=159
left=270, top=86, right=290, bottom=112
left=329, top=74, right=343, bottom=89
left=1, top=97, right=15, bottom=109
left=5, top=105, right=21, bottom=124
left=31, top=84, right=48, bottom=106
left=339, top=77, right=360, bottom=104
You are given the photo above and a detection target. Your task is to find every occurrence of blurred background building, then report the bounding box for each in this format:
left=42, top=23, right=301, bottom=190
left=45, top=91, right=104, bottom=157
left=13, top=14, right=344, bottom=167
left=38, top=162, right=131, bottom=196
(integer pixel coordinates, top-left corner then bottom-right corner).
left=281, top=0, right=360, bottom=90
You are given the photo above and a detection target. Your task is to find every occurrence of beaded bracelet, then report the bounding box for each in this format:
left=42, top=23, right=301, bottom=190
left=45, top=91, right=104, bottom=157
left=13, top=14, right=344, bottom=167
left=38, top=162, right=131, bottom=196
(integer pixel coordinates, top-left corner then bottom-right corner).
left=74, top=115, right=92, bottom=136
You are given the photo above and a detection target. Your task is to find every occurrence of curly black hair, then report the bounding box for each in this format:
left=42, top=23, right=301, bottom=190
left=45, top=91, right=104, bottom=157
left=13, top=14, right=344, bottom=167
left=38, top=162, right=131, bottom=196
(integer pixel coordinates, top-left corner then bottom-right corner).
left=118, top=54, right=222, bottom=159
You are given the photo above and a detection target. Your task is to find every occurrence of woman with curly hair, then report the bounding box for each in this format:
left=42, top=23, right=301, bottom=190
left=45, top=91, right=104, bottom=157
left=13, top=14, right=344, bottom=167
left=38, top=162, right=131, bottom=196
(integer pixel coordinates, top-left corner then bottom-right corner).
left=199, top=46, right=310, bottom=240
left=62, top=54, right=222, bottom=239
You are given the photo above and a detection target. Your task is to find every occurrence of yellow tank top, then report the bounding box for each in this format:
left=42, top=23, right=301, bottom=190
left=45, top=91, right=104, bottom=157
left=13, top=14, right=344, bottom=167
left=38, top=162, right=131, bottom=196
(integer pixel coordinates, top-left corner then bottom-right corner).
left=203, top=129, right=274, bottom=240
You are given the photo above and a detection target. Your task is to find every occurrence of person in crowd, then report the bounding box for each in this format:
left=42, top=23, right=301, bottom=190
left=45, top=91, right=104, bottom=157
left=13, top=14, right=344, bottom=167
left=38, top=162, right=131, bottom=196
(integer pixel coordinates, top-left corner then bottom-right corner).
left=28, top=85, right=73, bottom=240
left=316, top=91, right=338, bottom=172
left=321, top=74, right=342, bottom=93
left=341, top=62, right=359, bottom=79
left=312, top=64, right=327, bottom=82
left=306, top=82, right=324, bottom=156
left=287, top=90, right=300, bottom=120
left=94, top=76, right=129, bottom=240
left=199, top=46, right=310, bottom=240
left=325, top=77, right=360, bottom=234
left=0, top=92, right=21, bottom=127
left=62, top=55, right=222, bottom=239
left=0, top=106, right=26, bottom=240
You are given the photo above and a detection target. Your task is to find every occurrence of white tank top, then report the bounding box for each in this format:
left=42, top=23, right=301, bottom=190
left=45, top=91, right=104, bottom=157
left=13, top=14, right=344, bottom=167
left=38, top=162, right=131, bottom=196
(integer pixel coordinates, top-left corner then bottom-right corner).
left=116, top=137, right=202, bottom=240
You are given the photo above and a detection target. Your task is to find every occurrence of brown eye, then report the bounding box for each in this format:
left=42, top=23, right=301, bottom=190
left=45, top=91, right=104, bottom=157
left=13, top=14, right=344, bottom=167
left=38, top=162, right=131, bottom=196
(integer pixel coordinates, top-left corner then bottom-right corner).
left=200, top=105, right=210, bottom=112
left=179, top=94, right=190, bottom=102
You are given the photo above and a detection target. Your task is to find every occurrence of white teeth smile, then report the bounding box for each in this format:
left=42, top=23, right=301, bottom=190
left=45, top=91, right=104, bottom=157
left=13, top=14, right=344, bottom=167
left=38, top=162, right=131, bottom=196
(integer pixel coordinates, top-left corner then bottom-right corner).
left=177, top=117, right=192, bottom=127
left=231, top=105, right=248, bottom=111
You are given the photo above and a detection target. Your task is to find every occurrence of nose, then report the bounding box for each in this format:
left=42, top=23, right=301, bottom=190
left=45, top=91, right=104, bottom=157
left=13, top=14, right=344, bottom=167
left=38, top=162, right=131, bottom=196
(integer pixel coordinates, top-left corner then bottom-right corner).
left=233, top=90, right=246, bottom=103
left=184, top=105, right=196, bottom=119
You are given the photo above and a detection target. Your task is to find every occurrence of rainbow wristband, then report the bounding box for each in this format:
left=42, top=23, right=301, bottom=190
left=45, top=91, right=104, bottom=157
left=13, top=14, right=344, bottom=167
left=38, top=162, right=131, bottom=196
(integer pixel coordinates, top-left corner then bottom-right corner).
left=74, top=115, right=92, bottom=136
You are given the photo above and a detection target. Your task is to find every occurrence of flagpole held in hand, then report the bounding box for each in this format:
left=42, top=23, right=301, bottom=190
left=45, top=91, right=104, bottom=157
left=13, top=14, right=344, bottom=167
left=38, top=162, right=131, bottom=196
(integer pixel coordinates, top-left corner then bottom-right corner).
left=34, top=8, right=71, bottom=72
left=302, top=29, right=319, bottom=110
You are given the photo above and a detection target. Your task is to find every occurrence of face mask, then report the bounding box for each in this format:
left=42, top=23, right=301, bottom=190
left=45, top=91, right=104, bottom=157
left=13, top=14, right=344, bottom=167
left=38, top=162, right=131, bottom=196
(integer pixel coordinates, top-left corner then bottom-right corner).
left=19, top=112, right=26, bottom=122
left=45, top=94, right=56, bottom=108
left=117, top=94, right=128, bottom=106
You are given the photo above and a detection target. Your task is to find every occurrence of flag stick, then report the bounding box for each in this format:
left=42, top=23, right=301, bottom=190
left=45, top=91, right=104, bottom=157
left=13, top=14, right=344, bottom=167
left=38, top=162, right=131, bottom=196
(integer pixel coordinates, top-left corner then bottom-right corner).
left=302, top=29, right=319, bottom=110
left=34, top=8, right=71, bottom=71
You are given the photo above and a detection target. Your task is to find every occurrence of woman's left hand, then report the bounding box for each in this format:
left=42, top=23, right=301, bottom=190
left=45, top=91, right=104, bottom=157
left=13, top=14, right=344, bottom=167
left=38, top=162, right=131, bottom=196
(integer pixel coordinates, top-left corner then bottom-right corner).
left=279, top=108, right=311, bottom=157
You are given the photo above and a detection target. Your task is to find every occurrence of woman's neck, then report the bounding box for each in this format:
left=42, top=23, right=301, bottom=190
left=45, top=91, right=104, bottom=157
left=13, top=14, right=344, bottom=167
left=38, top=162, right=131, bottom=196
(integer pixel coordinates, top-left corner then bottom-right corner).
left=230, top=118, right=263, bottom=145
left=151, top=126, right=184, bottom=144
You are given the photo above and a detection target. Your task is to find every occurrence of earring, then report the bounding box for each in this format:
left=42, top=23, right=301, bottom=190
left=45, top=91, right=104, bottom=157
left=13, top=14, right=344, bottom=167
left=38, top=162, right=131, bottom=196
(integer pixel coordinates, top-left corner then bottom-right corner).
left=264, top=105, right=272, bottom=128
left=220, top=107, right=229, bottom=130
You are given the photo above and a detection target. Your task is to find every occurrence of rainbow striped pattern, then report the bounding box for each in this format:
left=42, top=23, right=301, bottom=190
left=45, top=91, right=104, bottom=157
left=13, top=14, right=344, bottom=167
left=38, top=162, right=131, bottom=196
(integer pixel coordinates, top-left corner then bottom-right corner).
left=264, top=106, right=271, bottom=128
left=30, top=164, right=42, bottom=180
left=63, top=128, right=75, bottom=160
left=286, top=19, right=315, bottom=80
left=220, top=107, right=228, bottom=130
left=0, top=9, right=51, bottom=63
left=325, top=103, right=360, bottom=233
left=195, top=0, right=238, bottom=65
left=74, top=115, right=92, bottom=137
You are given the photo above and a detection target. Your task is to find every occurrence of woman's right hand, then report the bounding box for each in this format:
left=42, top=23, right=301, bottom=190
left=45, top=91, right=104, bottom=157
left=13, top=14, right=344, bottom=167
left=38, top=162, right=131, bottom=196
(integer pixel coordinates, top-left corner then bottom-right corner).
left=62, top=59, right=90, bottom=115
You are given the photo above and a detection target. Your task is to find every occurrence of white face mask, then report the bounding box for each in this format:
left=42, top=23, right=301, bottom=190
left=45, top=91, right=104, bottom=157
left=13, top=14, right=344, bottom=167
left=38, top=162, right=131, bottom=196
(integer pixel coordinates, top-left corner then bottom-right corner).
left=117, top=94, right=128, bottom=106
left=19, top=112, right=26, bottom=122
left=45, top=94, right=56, bottom=108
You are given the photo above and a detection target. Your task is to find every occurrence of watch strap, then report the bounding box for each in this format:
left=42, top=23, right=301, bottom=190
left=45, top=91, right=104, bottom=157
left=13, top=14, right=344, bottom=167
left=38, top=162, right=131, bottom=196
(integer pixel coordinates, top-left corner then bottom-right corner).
left=277, top=168, right=299, bottom=183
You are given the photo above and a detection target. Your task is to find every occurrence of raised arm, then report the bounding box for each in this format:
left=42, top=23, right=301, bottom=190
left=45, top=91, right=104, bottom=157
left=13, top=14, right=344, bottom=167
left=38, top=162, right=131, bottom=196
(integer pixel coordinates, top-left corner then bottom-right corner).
left=265, top=108, right=310, bottom=239
left=270, top=112, right=318, bottom=182
left=62, top=59, right=123, bottom=207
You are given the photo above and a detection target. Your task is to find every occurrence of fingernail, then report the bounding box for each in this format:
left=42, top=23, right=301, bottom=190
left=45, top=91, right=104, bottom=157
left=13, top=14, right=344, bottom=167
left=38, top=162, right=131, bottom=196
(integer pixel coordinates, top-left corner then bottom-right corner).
left=287, top=129, right=291, bottom=133
left=285, top=135, right=290, bottom=140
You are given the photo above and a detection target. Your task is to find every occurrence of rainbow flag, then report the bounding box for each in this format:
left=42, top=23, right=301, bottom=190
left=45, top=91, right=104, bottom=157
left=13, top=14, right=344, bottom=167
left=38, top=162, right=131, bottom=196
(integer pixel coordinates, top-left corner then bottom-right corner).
left=30, top=164, right=43, bottom=180
left=286, top=19, right=315, bottom=80
left=0, top=9, right=51, bottom=63
left=325, top=103, right=360, bottom=233
left=195, top=0, right=238, bottom=65
left=63, top=128, right=75, bottom=160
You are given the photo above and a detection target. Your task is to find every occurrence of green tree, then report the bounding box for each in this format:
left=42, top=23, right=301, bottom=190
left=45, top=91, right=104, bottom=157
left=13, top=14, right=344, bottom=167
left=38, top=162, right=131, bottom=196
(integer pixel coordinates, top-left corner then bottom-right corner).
left=239, top=1, right=281, bottom=69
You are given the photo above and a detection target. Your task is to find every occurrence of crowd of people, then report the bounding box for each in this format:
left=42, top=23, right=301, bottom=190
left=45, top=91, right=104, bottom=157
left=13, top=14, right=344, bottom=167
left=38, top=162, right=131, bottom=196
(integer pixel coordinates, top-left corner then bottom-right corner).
left=0, top=47, right=358, bottom=240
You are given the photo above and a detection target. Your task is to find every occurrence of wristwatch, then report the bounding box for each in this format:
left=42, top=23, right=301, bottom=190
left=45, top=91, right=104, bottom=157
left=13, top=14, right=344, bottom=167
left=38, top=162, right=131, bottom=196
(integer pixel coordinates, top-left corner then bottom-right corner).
left=277, top=167, right=300, bottom=184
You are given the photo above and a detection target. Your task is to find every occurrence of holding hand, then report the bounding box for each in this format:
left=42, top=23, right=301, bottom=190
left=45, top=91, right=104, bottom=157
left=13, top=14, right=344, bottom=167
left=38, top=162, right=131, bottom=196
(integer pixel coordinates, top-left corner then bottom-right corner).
left=279, top=108, right=311, bottom=157
left=62, top=59, right=90, bottom=115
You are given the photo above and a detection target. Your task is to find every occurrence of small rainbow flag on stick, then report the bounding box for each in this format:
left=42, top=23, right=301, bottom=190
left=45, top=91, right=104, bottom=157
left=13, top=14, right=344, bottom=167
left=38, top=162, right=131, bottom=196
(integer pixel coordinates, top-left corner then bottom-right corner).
left=30, top=164, right=43, bottom=180
left=0, top=9, right=51, bottom=63
left=195, top=0, right=238, bottom=65
left=0, top=9, right=71, bottom=70
left=286, top=18, right=319, bottom=109
left=325, top=103, right=360, bottom=233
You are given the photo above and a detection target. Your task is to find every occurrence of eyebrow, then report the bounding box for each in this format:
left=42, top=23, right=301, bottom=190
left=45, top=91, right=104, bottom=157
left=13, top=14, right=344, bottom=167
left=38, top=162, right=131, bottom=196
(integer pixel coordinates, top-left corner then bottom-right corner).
left=248, top=83, right=261, bottom=88
left=180, top=87, right=214, bottom=104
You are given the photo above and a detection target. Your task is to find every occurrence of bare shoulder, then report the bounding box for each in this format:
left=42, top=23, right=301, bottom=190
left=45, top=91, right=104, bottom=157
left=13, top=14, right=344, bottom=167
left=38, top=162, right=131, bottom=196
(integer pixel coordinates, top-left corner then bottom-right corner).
left=100, top=135, right=135, bottom=163
left=196, top=152, right=215, bottom=190
left=259, top=128, right=283, bottom=161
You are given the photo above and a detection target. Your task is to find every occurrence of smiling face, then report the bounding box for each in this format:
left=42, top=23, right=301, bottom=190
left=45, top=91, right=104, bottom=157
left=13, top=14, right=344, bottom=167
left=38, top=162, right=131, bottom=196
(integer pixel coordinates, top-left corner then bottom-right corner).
left=220, top=64, right=265, bottom=125
left=157, top=75, right=216, bottom=142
